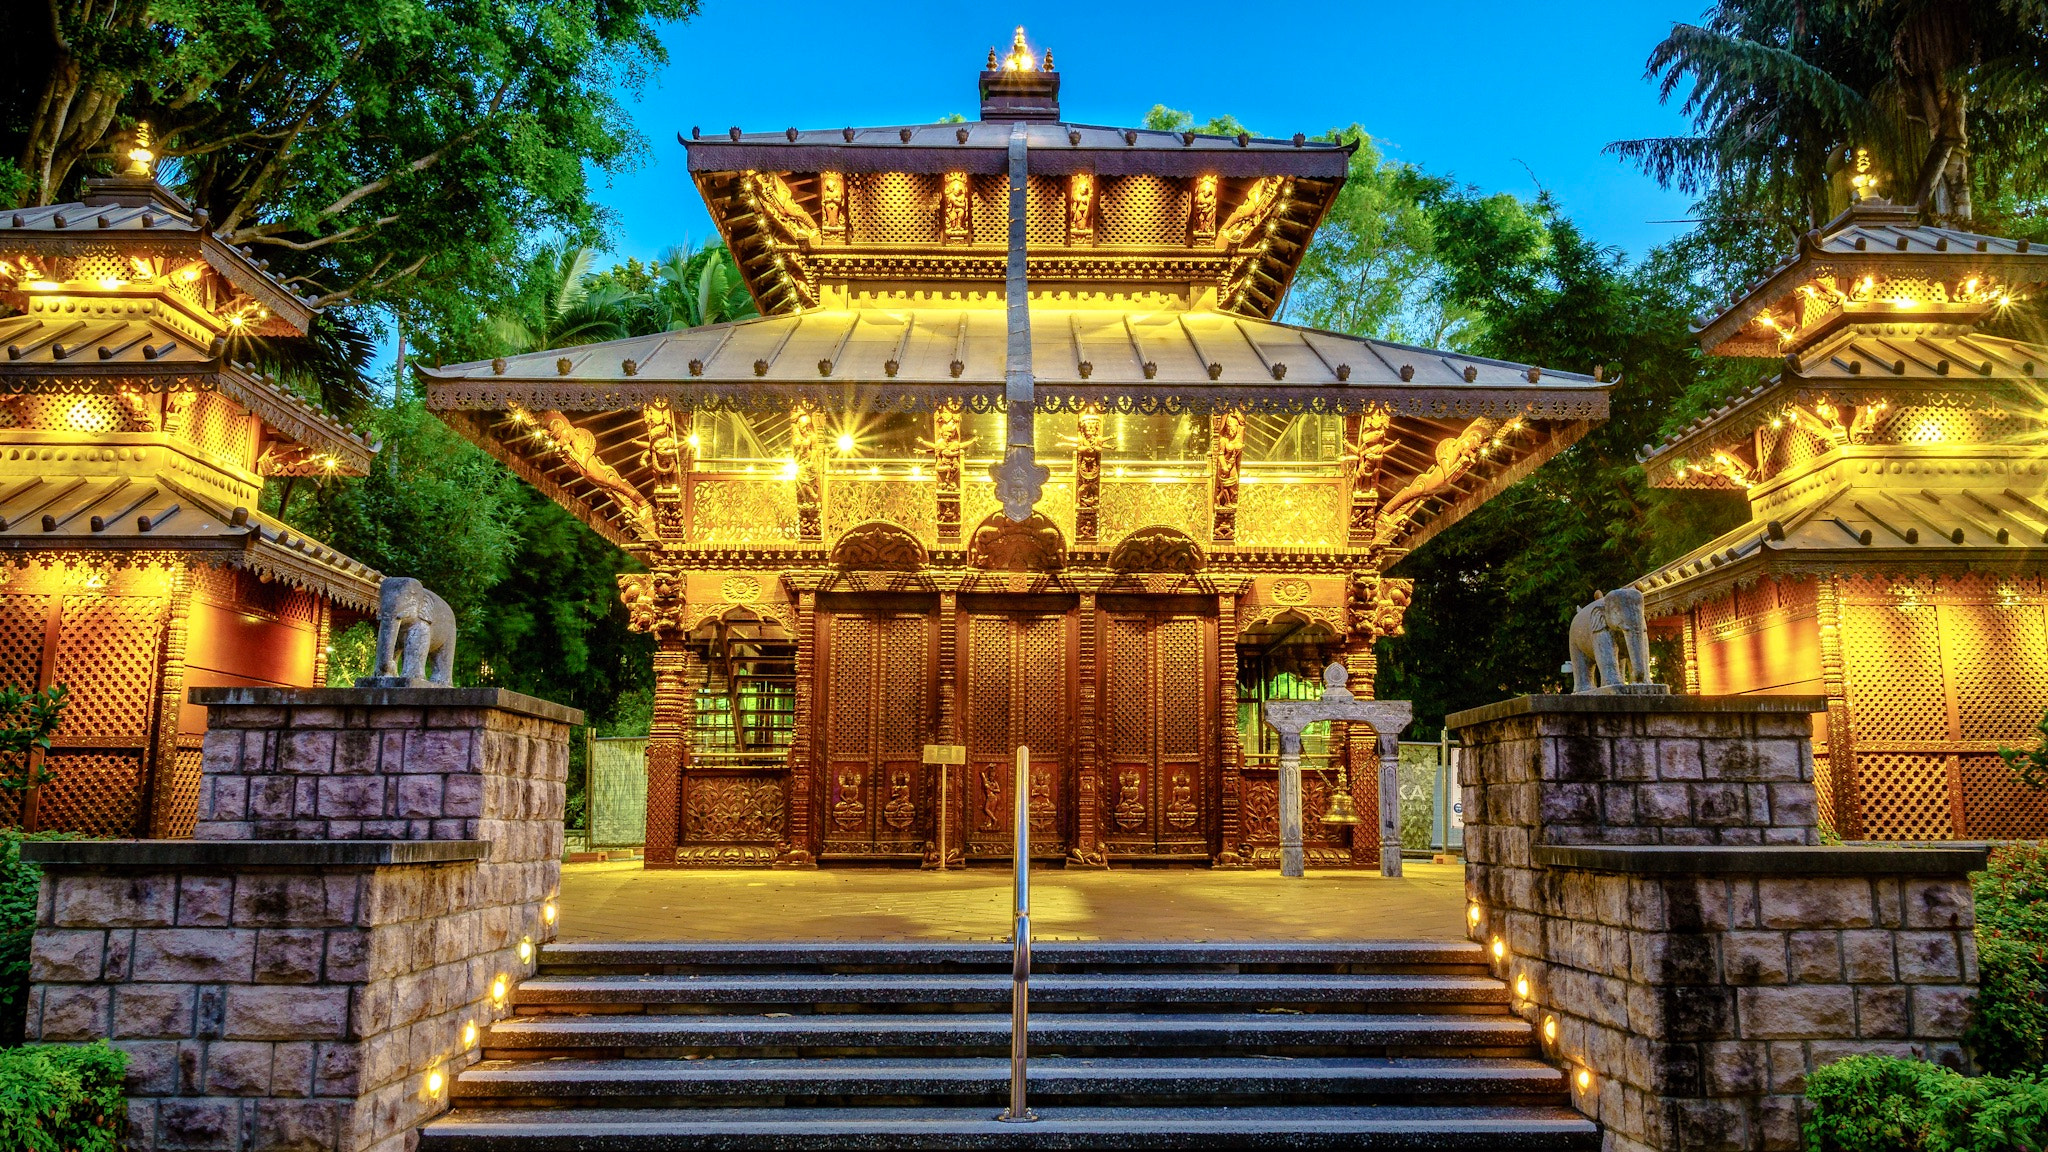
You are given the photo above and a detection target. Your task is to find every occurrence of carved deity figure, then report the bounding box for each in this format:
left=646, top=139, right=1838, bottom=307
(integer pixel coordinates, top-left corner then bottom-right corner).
left=791, top=403, right=821, bottom=539
left=641, top=399, right=688, bottom=534
left=884, top=768, right=915, bottom=830
left=1068, top=173, right=1094, bottom=243
left=917, top=401, right=974, bottom=488
left=1074, top=403, right=1106, bottom=541
left=979, top=765, right=1005, bottom=830
left=536, top=407, right=653, bottom=532
left=1114, top=768, right=1145, bottom=830
left=1218, top=176, right=1284, bottom=248
left=819, top=171, right=846, bottom=236
left=1804, top=398, right=1852, bottom=447
left=941, top=172, right=971, bottom=242
left=1848, top=399, right=1888, bottom=443
left=1374, top=418, right=1502, bottom=545
left=1343, top=407, right=1397, bottom=539
left=1212, top=410, right=1245, bottom=507
left=1030, top=767, right=1055, bottom=836
left=1349, top=573, right=1414, bottom=645
left=833, top=769, right=866, bottom=831
left=1165, top=768, right=1195, bottom=831
left=1191, top=175, right=1218, bottom=244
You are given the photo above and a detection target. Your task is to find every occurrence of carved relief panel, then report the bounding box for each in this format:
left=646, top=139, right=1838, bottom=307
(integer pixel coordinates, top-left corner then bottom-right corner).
left=961, top=612, right=1071, bottom=857
left=821, top=612, right=933, bottom=855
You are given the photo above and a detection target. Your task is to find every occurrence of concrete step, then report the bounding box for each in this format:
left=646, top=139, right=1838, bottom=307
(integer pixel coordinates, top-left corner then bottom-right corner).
left=481, top=1011, right=1541, bottom=1060
left=451, top=1055, right=1570, bottom=1107
left=510, top=972, right=1508, bottom=1014
left=537, top=940, right=1491, bottom=977
left=418, top=1103, right=1602, bottom=1150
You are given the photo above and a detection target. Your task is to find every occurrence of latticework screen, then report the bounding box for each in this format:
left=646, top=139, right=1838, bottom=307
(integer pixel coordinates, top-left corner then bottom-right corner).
left=851, top=173, right=940, bottom=245
left=37, top=752, right=142, bottom=836
left=155, top=748, right=205, bottom=839
left=1959, top=754, right=2048, bottom=840
left=1097, top=176, right=1190, bottom=247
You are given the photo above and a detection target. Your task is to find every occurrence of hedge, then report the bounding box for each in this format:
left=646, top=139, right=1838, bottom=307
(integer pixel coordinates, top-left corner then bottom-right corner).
left=0, top=830, right=71, bottom=1047
left=1805, top=1055, right=2048, bottom=1151
left=1968, top=841, right=2048, bottom=1076
left=0, top=1040, right=127, bottom=1152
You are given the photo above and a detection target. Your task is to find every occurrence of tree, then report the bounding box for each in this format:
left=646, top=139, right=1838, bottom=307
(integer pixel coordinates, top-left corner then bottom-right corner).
left=485, top=243, right=633, bottom=356
left=0, top=0, right=697, bottom=322
left=1610, top=1, right=2048, bottom=232
left=596, top=241, right=756, bottom=334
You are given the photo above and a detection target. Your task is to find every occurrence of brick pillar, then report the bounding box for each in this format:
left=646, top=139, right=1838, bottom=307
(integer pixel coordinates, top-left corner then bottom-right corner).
left=28, top=686, right=578, bottom=1152
left=1448, top=692, right=1983, bottom=1152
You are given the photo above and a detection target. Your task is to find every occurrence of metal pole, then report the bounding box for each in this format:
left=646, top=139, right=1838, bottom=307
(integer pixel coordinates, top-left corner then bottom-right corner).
left=998, top=744, right=1035, bottom=1122
left=937, top=764, right=949, bottom=871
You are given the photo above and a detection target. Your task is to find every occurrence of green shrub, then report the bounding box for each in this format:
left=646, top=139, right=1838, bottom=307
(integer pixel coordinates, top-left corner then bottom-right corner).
left=1805, top=1055, right=2048, bottom=1151
left=0, top=1040, right=126, bottom=1152
left=0, top=830, right=72, bottom=1047
left=1970, top=841, right=2048, bottom=1076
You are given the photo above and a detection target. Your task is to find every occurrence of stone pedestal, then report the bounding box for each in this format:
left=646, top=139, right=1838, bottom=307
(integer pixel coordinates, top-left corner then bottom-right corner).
left=24, top=687, right=579, bottom=1152
left=1448, top=694, right=1987, bottom=1152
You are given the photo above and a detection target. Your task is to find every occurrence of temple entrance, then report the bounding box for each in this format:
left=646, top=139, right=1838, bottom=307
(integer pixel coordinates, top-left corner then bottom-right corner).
left=1099, top=603, right=1216, bottom=860
left=959, top=603, right=1073, bottom=860
left=818, top=604, right=935, bottom=859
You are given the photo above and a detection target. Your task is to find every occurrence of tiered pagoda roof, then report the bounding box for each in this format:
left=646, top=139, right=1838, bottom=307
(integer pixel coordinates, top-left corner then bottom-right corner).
left=1635, top=198, right=2048, bottom=610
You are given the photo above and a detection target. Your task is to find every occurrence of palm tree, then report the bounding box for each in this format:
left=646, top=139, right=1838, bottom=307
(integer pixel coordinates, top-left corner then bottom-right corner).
left=1610, top=2, right=2048, bottom=227
left=627, top=241, right=757, bottom=333
left=486, top=242, right=634, bottom=355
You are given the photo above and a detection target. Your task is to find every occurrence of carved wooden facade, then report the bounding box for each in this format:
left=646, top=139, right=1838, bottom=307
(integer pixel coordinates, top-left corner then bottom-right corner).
left=424, top=45, right=1610, bottom=867
left=1640, top=197, right=2048, bottom=841
left=0, top=165, right=380, bottom=837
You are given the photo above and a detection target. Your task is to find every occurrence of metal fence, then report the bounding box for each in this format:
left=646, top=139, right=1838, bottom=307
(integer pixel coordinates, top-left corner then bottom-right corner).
left=587, top=736, right=648, bottom=849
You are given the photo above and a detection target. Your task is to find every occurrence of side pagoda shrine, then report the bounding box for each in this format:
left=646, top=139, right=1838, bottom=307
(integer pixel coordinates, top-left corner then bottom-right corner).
left=1639, top=197, right=2048, bottom=842
left=0, top=139, right=380, bottom=839
left=422, top=36, right=1611, bottom=869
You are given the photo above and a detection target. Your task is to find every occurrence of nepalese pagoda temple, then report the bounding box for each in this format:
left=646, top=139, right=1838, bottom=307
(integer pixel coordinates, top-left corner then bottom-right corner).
left=422, top=40, right=1610, bottom=869
left=0, top=147, right=380, bottom=839
left=1638, top=196, right=2048, bottom=843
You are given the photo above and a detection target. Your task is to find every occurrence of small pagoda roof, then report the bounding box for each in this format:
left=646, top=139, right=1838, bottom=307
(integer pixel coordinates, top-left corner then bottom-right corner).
left=2, top=176, right=316, bottom=338
left=422, top=307, right=1605, bottom=420
left=686, top=121, right=1352, bottom=181
left=1641, top=329, right=2047, bottom=489
left=1697, top=200, right=2048, bottom=358
left=1637, top=479, right=2048, bottom=614
left=0, top=474, right=382, bottom=609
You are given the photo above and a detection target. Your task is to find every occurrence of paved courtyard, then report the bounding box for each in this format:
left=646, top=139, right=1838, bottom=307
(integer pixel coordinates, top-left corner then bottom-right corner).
left=554, top=860, right=1468, bottom=941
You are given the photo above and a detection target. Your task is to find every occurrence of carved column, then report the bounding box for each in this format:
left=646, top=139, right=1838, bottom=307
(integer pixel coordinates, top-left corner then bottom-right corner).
left=144, top=565, right=194, bottom=838
left=1074, top=404, right=1102, bottom=545
left=1343, top=643, right=1377, bottom=868
left=642, top=398, right=689, bottom=541
left=1345, top=408, right=1393, bottom=550
left=1680, top=608, right=1700, bottom=696
left=931, top=400, right=966, bottom=545
left=926, top=588, right=962, bottom=868
left=782, top=580, right=821, bottom=866
left=311, top=597, right=332, bottom=687
left=1068, top=587, right=1106, bottom=866
left=1815, top=576, right=1861, bottom=839
left=622, top=562, right=688, bottom=867
left=1216, top=583, right=1247, bottom=867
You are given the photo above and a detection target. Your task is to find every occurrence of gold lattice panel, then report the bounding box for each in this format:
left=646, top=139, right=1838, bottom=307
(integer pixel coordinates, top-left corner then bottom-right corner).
left=1105, top=619, right=1149, bottom=761
left=1812, top=750, right=1836, bottom=836
left=826, top=481, right=935, bottom=542
left=1237, top=482, right=1343, bottom=548
left=971, top=177, right=1010, bottom=247
left=691, top=481, right=799, bottom=545
left=968, top=619, right=1010, bottom=755
left=1099, top=479, right=1208, bottom=543
left=829, top=616, right=874, bottom=752
left=51, top=596, right=163, bottom=741
left=1697, top=593, right=1740, bottom=636
left=1097, top=176, right=1190, bottom=247
left=1025, top=176, right=1065, bottom=247
left=1841, top=604, right=1945, bottom=744
left=0, top=594, right=48, bottom=692
left=1159, top=619, right=1202, bottom=757
left=0, top=393, right=140, bottom=433
left=1854, top=752, right=1950, bottom=840
left=1876, top=406, right=2005, bottom=445
left=1946, top=603, right=2048, bottom=742
left=36, top=752, right=141, bottom=836
left=1958, top=754, right=2048, bottom=840
left=877, top=617, right=926, bottom=760
left=185, top=390, right=254, bottom=468
left=1021, top=617, right=1064, bottom=749
left=851, top=172, right=940, bottom=245
left=156, top=748, right=205, bottom=839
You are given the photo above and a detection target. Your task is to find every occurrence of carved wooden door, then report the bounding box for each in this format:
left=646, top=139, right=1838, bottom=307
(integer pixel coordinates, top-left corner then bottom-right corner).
left=821, top=612, right=933, bottom=856
left=1101, top=612, right=1213, bottom=857
left=962, top=612, right=1069, bottom=858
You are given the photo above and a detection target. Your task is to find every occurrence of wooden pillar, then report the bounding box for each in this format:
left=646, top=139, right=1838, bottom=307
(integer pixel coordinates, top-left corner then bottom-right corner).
left=926, top=588, right=961, bottom=868
left=311, top=597, right=333, bottom=687
left=1345, top=642, right=1379, bottom=868
left=1216, top=585, right=1247, bottom=867
left=1680, top=608, right=1700, bottom=696
left=1815, top=576, right=1862, bottom=839
left=1068, top=588, right=1106, bottom=866
left=780, top=583, right=820, bottom=867
left=644, top=638, right=688, bottom=868
left=143, top=566, right=194, bottom=839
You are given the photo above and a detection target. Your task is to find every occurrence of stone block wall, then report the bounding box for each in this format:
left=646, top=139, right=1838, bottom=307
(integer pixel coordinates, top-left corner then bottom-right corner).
left=1456, top=694, right=1822, bottom=849
left=24, top=687, right=580, bottom=1152
left=1449, top=694, right=1987, bottom=1152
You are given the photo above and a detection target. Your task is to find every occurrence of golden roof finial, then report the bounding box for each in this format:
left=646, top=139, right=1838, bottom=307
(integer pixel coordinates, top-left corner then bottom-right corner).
left=987, top=46, right=998, bottom=70
left=124, top=122, right=155, bottom=177
left=1003, top=26, right=1038, bottom=72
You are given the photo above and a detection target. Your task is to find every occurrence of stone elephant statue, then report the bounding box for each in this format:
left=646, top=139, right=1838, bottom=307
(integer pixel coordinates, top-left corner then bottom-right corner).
left=364, top=576, right=456, bottom=686
left=1568, top=586, right=1651, bottom=693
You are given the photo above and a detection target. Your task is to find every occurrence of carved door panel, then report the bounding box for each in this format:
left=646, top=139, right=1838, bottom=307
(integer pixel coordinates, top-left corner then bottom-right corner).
left=822, top=613, right=933, bottom=856
left=962, top=613, right=1070, bottom=858
left=1101, top=613, right=1213, bottom=857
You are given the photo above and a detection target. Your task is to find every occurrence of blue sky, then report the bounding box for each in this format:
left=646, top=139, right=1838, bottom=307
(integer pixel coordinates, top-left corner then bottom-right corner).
left=592, top=1, right=1708, bottom=265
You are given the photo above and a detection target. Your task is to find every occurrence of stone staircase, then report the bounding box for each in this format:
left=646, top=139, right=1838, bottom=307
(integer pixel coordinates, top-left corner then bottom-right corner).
left=417, top=940, right=1600, bottom=1150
